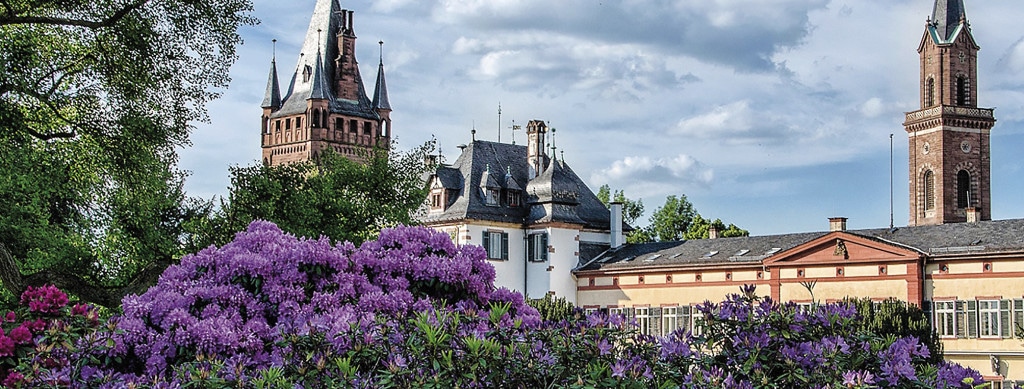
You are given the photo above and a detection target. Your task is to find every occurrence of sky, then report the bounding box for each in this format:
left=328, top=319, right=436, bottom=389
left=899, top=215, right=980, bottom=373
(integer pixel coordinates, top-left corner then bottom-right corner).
left=179, top=0, right=1024, bottom=236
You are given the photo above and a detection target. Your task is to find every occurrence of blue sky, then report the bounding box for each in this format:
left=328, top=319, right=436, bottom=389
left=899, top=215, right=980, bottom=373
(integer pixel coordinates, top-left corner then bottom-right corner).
left=179, top=0, right=1024, bottom=236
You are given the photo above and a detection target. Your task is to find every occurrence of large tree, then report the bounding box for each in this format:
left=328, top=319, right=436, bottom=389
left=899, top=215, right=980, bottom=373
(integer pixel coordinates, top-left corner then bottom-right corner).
left=189, top=144, right=435, bottom=251
left=0, top=0, right=256, bottom=306
left=648, top=195, right=698, bottom=242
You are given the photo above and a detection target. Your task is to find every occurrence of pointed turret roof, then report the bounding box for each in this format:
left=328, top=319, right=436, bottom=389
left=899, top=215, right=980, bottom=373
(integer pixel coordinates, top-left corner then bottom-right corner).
left=931, top=0, right=966, bottom=42
left=372, top=44, right=391, bottom=111
left=308, top=50, right=331, bottom=100
left=261, top=58, right=281, bottom=109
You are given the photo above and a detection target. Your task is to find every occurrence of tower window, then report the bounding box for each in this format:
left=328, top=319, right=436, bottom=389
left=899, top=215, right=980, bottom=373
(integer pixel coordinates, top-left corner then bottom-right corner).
left=956, top=76, right=969, bottom=106
left=925, top=77, right=935, bottom=107
left=312, top=110, right=320, bottom=128
left=296, top=117, right=301, bottom=129
left=957, top=170, right=971, bottom=208
left=363, top=121, right=372, bottom=135
left=303, top=65, right=312, bottom=83
left=349, top=119, right=357, bottom=133
left=924, top=170, right=936, bottom=211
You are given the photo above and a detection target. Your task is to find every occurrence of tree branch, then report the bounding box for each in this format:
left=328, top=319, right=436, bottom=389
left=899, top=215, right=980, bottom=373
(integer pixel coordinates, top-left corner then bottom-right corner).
left=0, top=242, right=171, bottom=307
left=0, top=0, right=150, bottom=28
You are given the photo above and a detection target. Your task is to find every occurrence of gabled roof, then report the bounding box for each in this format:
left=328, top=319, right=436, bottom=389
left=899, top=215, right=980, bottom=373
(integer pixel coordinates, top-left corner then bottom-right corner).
left=578, top=219, right=1024, bottom=272
left=417, top=140, right=621, bottom=231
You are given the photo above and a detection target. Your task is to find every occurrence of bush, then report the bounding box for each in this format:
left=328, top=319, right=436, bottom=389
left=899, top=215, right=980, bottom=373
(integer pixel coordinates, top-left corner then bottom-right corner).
left=0, top=222, right=987, bottom=388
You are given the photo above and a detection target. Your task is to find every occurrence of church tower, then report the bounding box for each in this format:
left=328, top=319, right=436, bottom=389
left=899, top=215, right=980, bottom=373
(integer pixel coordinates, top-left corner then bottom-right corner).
left=260, top=1, right=392, bottom=166
left=903, top=0, right=995, bottom=226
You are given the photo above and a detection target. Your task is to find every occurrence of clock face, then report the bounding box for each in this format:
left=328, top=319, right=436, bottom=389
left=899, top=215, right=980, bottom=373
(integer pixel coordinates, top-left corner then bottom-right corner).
left=923, top=142, right=930, bottom=155
left=961, top=141, right=972, bottom=153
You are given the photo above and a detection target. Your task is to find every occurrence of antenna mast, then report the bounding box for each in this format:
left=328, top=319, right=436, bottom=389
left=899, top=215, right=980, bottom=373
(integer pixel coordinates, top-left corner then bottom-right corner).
left=889, top=133, right=894, bottom=230
left=497, top=103, right=502, bottom=143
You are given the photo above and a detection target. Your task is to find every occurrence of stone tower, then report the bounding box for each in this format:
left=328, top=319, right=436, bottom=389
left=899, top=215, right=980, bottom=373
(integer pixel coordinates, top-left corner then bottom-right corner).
left=903, top=0, right=995, bottom=226
left=260, top=0, right=391, bottom=166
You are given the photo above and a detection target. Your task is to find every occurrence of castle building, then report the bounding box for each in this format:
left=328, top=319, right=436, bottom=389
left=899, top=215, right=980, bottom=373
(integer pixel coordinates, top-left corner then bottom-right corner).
left=573, top=1, right=1024, bottom=385
left=417, top=121, right=628, bottom=304
left=260, top=0, right=391, bottom=166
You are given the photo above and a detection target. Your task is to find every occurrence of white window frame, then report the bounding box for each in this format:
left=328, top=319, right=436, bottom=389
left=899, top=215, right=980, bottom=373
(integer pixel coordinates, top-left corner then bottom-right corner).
left=661, top=306, right=678, bottom=336
left=634, top=307, right=651, bottom=335
left=527, top=233, right=548, bottom=262
left=979, top=300, right=1001, bottom=338
left=935, top=300, right=956, bottom=338
left=481, top=231, right=508, bottom=261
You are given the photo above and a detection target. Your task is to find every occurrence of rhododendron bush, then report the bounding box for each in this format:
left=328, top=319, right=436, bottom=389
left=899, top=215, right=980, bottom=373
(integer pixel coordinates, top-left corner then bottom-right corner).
left=0, top=221, right=986, bottom=388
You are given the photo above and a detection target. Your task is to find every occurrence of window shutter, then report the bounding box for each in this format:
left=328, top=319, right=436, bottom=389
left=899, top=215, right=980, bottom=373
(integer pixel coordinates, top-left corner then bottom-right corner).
left=482, top=232, right=491, bottom=258
left=955, top=301, right=966, bottom=338
left=527, top=234, right=536, bottom=261
left=1001, top=300, right=1012, bottom=338
left=1015, top=299, right=1024, bottom=339
left=501, top=233, right=509, bottom=260
left=541, top=233, right=549, bottom=261
left=967, top=300, right=978, bottom=339
left=922, top=301, right=933, bottom=330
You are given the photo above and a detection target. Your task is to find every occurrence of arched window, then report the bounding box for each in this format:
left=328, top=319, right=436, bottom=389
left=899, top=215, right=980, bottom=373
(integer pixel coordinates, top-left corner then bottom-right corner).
left=957, top=170, right=971, bottom=208
left=956, top=76, right=969, bottom=106
left=924, top=170, right=936, bottom=211
left=312, top=110, right=320, bottom=128
left=321, top=111, right=328, bottom=128
left=925, top=77, right=935, bottom=107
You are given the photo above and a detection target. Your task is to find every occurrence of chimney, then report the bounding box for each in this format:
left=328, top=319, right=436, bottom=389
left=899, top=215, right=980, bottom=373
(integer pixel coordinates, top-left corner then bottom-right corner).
left=966, top=207, right=980, bottom=223
left=829, top=217, right=848, bottom=232
left=610, top=202, right=624, bottom=249
left=424, top=154, right=438, bottom=167
left=526, top=120, right=548, bottom=179
left=708, top=225, right=719, bottom=240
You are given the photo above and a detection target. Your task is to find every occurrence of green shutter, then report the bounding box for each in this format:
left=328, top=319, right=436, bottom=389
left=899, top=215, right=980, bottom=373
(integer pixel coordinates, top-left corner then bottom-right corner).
left=1001, top=300, right=1012, bottom=338
left=541, top=233, right=549, bottom=261
left=967, top=300, right=978, bottom=339
left=1015, top=299, right=1024, bottom=339
left=527, top=234, right=535, bottom=261
left=501, top=233, right=509, bottom=260
left=482, top=232, right=491, bottom=258
left=955, top=301, right=966, bottom=338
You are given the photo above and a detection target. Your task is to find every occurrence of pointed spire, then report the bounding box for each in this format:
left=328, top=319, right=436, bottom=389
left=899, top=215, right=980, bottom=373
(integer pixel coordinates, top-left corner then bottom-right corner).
left=308, top=31, right=332, bottom=101
left=262, top=39, right=282, bottom=109
left=931, top=0, right=967, bottom=41
left=372, top=40, right=392, bottom=111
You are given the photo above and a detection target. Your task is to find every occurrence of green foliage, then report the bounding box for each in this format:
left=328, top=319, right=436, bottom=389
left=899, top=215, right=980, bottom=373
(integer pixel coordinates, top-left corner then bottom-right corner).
left=596, top=185, right=645, bottom=226
left=684, top=214, right=750, bottom=239
left=648, top=195, right=697, bottom=242
left=527, top=294, right=580, bottom=322
left=845, top=297, right=945, bottom=364
left=0, top=0, right=255, bottom=306
left=190, top=143, right=435, bottom=248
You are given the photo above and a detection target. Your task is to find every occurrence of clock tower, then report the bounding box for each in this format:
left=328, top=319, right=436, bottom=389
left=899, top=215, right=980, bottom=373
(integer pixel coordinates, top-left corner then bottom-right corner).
left=903, top=0, right=995, bottom=226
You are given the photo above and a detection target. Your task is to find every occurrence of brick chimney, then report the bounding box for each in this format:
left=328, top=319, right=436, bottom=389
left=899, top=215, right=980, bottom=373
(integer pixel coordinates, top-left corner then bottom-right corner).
left=966, top=207, right=980, bottom=223
left=526, top=120, right=548, bottom=179
left=829, top=217, right=848, bottom=232
left=708, top=224, right=719, bottom=239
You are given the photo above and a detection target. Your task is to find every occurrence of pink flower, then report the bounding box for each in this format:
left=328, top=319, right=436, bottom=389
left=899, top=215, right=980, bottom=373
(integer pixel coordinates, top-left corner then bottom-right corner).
left=9, top=325, right=32, bottom=344
left=4, top=311, right=15, bottom=322
left=0, top=335, right=15, bottom=357
left=2, top=371, right=24, bottom=387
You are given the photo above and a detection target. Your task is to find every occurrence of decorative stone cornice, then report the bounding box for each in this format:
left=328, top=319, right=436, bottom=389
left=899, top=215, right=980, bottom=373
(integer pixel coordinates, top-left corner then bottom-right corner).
left=903, top=105, right=995, bottom=132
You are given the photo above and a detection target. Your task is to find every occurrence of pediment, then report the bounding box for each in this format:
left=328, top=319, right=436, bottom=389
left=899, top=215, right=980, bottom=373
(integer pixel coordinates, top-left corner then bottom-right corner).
left=764, top=232, right=920, bottom=266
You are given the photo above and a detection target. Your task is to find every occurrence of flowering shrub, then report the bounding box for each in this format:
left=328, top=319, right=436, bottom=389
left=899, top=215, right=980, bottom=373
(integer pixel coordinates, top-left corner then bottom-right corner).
left=0, top=222, right=987, bottom=388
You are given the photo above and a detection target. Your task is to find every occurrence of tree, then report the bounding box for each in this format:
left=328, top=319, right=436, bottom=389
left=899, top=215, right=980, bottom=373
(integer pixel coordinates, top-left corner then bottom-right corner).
left=596, top=185, right=644, bottom=226
left=648, top=195, right=697, bottom=242
left=0, top=0, right=256, bottom=306
left=684, top=214, right=749, bottom=239
left=189, top=143, right=435, bottom=250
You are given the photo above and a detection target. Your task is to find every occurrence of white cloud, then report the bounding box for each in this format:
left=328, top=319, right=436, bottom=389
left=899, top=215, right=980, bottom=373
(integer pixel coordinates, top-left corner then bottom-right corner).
left=592, top=155, right=713, bottom=188
left=860, top=97, right=885, bottom=118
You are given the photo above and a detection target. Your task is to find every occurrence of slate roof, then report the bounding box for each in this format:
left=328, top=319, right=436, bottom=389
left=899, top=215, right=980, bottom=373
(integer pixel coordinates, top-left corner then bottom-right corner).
left=931, top=0, right=966, bottom=42
left=267, top=0, right=379, bottom=121
left=580, top=219, right=1024, bottom=272
left=261, top=59, right=281, bottom=109
left=418, top=140, right=626, bottom=232
left=372, top=59, right=391, bottom=111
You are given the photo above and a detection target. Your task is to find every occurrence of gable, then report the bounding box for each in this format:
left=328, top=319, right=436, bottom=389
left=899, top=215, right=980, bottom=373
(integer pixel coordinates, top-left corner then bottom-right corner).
left=764, top=232, right=921, bottom=266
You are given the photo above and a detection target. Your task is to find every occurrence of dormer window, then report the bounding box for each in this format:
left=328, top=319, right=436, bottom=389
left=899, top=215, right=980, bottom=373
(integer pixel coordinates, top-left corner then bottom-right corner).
left=506, top=190, right=521, bottom=207
left=484, top=188, right=499, bottom=206
left=303, top=65, right=312, bottom=83
left=430, top=190, right=444, bottom=211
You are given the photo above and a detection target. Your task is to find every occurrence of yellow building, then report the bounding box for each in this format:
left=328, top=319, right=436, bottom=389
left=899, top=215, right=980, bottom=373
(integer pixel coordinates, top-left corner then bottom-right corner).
left=575, top=1, right=1024, bottom=385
